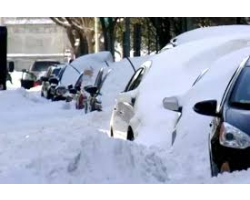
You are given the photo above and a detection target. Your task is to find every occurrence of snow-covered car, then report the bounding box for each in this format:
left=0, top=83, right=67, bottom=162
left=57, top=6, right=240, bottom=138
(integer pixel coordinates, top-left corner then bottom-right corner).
left=193, top=56, right=250, bottom=176
left=71, top=67, right=112, bottom=111
left=52, top=52, right=113, bottom=103
left=59, top=51, right=113, bottom=88
left=110, top=61, right=152, bottom=140
left=161, top=46, right=250, bottom=178
left=41, top=64, right=64, bottom=99
left=111, top=32, right=250, bottom=145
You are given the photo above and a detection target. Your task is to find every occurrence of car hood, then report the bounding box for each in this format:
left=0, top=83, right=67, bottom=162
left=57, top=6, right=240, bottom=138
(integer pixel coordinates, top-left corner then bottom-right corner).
left=225, top=106, right=250, bottom=135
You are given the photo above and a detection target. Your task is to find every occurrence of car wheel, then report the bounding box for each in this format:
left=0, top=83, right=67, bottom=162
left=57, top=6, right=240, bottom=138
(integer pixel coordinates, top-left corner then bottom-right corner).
left=47, top=90, right=52, bottom=99
left=127, top=127, right=134, bottom=141
left=209, top=150, right=219, bottom=177
left=84, top=101, right=89, bottom=114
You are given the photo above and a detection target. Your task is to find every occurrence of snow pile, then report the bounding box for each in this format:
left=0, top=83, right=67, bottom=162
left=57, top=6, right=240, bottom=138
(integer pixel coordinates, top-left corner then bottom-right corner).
left=0, top=90, right=169, bottom=183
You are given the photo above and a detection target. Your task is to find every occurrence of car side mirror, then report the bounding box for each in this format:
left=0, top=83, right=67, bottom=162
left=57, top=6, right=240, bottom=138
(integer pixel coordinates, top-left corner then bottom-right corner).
left=69, top=88, right=77, bottom=94
left=40, top=76, right=49, bottom=82
left=68, top=84, right=73, bottom=90
left=163, top=96, right=182, bottom=112
left=8, top=62, right=14, bottom=72
left=193, top=100, right=219, bottom=117
left=22, top=69, right=27, bottom=73
left=49, top=77, right=59, bottom=85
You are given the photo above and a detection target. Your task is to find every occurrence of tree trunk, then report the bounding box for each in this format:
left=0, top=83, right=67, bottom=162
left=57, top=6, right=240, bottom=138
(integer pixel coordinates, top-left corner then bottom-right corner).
left=123, top=17, right=131, bottom=57
left=100, top=18, right=116, bottom=56
left=76, top=31, right=89, bottom=57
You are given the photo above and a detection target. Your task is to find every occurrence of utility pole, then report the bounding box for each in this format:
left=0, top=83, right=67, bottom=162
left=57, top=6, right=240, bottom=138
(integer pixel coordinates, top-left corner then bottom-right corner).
left=94, top=17, right=99, bottom=53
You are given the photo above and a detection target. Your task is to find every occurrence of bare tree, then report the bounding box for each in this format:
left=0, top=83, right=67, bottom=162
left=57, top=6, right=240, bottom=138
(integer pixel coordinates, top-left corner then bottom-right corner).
left=50, top=17, right=94, bottom=57
left=99, top=17, right=119, bottom=56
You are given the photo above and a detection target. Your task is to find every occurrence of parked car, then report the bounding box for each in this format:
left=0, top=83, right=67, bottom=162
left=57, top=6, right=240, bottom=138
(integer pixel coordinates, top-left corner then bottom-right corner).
left=41, top=65, right=64, bottom=99
left=110, top=31, right=250, bottom=144
left=110, top=61, right=152, bottom=140
left=70, top=67, right=112, bottom=112
left=21, top=60, right=60, bottom=89
left=192, top=56, right=250, bottom=176
left=162, top=46, right=250, bottom=177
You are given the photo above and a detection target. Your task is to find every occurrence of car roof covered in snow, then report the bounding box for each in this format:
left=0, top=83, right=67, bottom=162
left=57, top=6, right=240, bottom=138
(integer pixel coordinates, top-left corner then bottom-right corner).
left=60, top=51, right=113, bottom=87
left=161, top=25, right=250, bottom=50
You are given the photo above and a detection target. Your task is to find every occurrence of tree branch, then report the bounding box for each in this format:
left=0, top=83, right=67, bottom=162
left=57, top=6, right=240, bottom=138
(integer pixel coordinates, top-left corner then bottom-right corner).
left=50, top=17, right=71, bottom=29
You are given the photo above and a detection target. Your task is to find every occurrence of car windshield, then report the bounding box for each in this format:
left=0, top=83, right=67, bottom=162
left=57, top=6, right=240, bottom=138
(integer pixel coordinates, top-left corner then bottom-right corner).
left=230, top=66, right=250, bottom=108
left=31, top=61, right=60, bottom=71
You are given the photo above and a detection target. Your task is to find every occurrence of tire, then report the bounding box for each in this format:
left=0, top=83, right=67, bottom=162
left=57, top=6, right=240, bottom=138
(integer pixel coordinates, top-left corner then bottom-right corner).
left=127, top=127, right=134, bottom=141
left=47, top=89, right=52, bottom=100
left=84, top=100, right=89, bottom=114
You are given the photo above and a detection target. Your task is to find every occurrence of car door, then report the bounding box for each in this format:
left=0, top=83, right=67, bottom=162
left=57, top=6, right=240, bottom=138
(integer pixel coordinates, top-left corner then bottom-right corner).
left=113, top=67, right=146, bottom=137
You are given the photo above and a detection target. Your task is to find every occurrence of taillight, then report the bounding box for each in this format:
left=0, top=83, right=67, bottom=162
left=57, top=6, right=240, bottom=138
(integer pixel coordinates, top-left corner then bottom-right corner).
left=33, top=80, right=41, bottom=87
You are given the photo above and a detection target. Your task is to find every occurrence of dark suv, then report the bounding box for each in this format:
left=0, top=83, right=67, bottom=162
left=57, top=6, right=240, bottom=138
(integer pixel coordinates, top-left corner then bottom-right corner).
left=193, top=56, right=250, bottom=176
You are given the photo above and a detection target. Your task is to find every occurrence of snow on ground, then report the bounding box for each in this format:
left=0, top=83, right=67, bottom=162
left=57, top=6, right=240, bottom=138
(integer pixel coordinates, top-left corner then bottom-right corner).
left=2, top=87, right=250, bottom=183
left=0, top=89, right=170, bottom=183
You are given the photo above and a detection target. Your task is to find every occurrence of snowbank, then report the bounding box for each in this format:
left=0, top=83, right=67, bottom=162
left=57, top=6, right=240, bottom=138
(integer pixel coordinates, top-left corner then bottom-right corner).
left=0, top=89, right=169, bottom=183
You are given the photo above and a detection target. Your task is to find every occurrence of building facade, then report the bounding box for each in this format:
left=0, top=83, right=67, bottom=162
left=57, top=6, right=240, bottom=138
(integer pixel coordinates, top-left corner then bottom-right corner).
left=3, top=17, right=71, bottom=70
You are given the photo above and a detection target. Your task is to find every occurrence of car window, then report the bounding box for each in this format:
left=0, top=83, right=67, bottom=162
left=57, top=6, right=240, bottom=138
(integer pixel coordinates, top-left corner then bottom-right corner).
left=192, top=68, right=209, bottom=86
left=124, top=68, right=144, bottom=92
left=58, top=65, right=67, bottom=81
left=230, top=66, right=250, bottom=106
left=52, top=68, right=61, bottom=76
left=31, top=61, right=60, bottom=71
